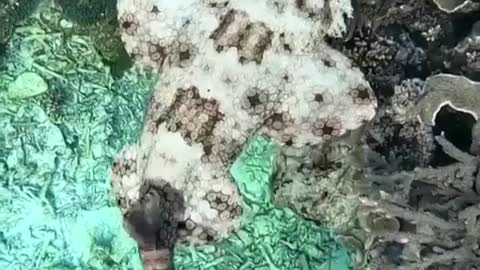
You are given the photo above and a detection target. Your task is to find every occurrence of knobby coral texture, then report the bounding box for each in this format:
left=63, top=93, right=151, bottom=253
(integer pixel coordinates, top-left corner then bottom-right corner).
left=112, top=0, right=377, bottom=246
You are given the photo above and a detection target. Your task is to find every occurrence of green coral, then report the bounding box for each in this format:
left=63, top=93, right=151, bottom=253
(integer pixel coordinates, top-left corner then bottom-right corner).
left=0, top=4, right=155, bottom=269
left=55, top=0, right=117, bottom=25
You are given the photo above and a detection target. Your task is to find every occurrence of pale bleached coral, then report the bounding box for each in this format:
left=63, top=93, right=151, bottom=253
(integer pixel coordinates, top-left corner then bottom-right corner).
left=113, top=0, right=376, bottom=244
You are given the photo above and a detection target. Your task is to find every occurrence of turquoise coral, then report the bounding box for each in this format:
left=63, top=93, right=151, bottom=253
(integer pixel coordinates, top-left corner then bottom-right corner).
left=0, top=4, right=154, bottom=269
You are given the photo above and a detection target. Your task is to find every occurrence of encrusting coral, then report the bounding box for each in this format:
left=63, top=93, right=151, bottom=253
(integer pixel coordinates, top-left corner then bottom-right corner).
left=112, top=0, right=377, bottom=245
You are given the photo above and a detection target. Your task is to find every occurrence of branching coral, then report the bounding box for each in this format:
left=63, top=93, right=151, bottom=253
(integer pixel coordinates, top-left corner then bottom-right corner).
left=55, top=0, right=117, bottom=25
left=272, top=130, right=368, bottom=234
left=354, top=72, right=480, bottom=269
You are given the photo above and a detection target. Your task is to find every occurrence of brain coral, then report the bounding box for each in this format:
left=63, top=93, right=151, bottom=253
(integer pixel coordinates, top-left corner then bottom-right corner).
left=113, top=0, right=376, bottom=245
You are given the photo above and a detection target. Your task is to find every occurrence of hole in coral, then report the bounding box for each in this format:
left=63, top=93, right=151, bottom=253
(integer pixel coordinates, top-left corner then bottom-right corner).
left=206, top=234, right=214, bottom=242
left=431, top=104, right=476, bottom=166
left=397, top=217, right=416, bottom=233
left=121, top=21, right=133, bottom=29
left=314, top=93, right=324, bottom=103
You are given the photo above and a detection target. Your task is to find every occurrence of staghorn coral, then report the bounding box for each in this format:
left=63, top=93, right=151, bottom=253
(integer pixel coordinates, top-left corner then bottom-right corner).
left=367, top=78, right=435, bottom=170
left=113, top=0, right=377, bottom=245
left=329, top=0, right=453, bottom=99
left=123, top=181, right=185, bottom=270
left=357, top=135, right=480, bottom=270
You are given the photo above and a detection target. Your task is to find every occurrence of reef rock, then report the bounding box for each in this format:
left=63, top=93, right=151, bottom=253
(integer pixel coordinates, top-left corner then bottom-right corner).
left=112, top=0, right=377, bottom=244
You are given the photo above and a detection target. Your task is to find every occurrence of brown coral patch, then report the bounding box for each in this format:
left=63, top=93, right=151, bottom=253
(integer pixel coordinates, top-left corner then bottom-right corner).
left=201, top=136, right=242, bottom=166
left=204, top=191, right=237, bottom=213
left=210, top=9, right=273, bottom=64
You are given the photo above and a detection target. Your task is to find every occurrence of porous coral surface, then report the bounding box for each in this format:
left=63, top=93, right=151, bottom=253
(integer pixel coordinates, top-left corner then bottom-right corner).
left=113, top=0, right=377, bottom=244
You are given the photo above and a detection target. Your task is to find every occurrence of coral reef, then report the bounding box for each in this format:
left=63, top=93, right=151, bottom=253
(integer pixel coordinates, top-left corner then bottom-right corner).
left=123, top=181, right=184, bottom=270
left=113, top=0, right=377, bottom=245
left=0, top=2, right=155, bottom=269
left=323, top=0, right=480, bottom=268
left=357, top=134, right=480, bottom=269
left=171, top=136, right=351, bottom=270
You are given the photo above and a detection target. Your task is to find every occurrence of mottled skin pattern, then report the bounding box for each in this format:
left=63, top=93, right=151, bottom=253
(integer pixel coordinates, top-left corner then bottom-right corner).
left=113, top=0, right=376, bottom=250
